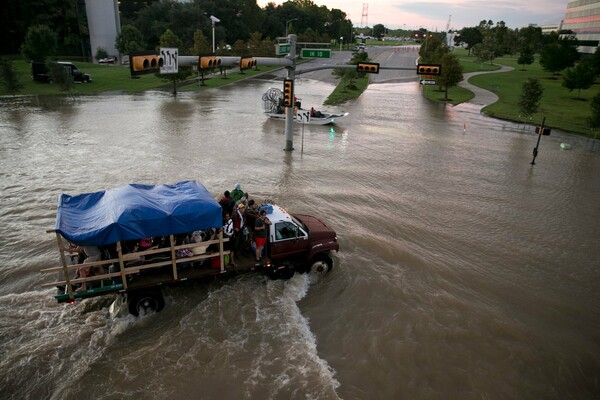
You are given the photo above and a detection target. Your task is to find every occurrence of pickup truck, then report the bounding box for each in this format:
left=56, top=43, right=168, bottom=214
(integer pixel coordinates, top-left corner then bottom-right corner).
left=32, top=61, right=92, bottom=83
left=41, top=181, right=339, bottom=316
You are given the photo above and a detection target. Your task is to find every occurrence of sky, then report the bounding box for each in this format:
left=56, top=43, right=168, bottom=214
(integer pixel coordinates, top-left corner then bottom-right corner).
left=256, top=0, right=569, bottom=31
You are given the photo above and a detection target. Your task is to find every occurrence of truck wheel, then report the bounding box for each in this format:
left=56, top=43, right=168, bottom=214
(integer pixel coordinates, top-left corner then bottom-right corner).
left=128, top=289, right=165, bottom=316
left=309, top=255, right=333, bottom=276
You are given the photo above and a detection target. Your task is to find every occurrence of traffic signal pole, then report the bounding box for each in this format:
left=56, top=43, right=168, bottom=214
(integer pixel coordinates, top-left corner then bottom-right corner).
left=284, top=34, right=297, bottom=152
left=531, top=116, right=546, bottom=165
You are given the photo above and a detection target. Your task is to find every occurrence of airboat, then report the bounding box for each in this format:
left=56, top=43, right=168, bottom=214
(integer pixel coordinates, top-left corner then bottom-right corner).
left=262, top=88, right=348, bottom=125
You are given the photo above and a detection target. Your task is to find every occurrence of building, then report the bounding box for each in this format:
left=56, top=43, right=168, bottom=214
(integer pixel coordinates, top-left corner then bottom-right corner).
left=561, top=0, right=600, bottom=54
left=84, top=0, right=121, bottom=61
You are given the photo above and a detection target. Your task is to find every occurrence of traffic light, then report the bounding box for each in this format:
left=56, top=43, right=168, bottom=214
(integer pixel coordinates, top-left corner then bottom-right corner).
left=357, top=62, right=380, bottom=74
left=282, top=79, right=294, bottom=107
left=417, top=64, right=442, bottom=76
left=240, top=57, right=257, bottom=70
left=199, top=55, right=222, bottom=70
left=130, top=54, right=163, bottom=76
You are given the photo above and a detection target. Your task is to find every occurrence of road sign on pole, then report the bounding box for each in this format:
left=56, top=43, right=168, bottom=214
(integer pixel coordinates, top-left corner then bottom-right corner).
left=420, top=79, right=436, bottom=85
left=160, top=47, right=178, bottom=74
left=276, top=44, right=291, bottom=55
left=301, top=49, right=331, bottom=59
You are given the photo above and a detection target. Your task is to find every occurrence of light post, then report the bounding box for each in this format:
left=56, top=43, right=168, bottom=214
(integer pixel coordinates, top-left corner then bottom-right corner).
left=286, top=18, right=298, bottom=37
left=210, top=15, right=220, bottom=53
left=340, top=36, right=343, bottom=51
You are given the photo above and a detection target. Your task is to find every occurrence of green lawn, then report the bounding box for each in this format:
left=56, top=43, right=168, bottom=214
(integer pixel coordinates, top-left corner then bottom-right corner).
left=435, top=48, right=600, bottom=137
left=0, top=59, right=279, bottom=96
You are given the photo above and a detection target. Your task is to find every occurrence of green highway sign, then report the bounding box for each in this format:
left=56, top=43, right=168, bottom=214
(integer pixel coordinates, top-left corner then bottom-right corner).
left=301, top=48, right=331, bottom=59
left=276, top=43, right=291, bottom=55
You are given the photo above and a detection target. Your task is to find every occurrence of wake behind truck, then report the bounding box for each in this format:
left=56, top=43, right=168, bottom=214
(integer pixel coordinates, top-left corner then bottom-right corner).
left=41, top=180, right=339, bottom=316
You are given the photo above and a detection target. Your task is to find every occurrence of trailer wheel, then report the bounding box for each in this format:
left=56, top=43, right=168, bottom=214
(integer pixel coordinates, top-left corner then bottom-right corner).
left=309, top=255, right=333, bottom=276
left=128, top=289, right=165, bottom=316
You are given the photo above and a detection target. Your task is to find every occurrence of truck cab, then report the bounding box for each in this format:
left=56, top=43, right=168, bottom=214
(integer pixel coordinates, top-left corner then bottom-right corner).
left=262, top=205, right=339, bottom=279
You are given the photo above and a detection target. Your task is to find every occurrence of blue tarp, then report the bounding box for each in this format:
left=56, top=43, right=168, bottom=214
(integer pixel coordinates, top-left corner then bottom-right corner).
left=55, top=180, right=223, bottom=246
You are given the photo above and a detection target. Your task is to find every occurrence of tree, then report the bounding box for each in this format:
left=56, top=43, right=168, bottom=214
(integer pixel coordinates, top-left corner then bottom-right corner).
left=438, top=53, right=464, bottom=100
left=472, top=35, right=497, bottom=65
left=20, top=24, right=57, bottom=61
left=518, top=26, right=543, bottom=53
left=562, top=60, right=596, bottom=98
left=373, top=24, right=385, bottom=39
left=0, top=58, right=24, bottom=95
left=455, top=27, right=482, bottom=55
left=539, top=35, right=579, bottom=76
left=517, top=46, right=535, bottom=70
left=591, top=47, right=600, bottom=76
left=95, top=47, right=109, bottom=61
left=115, top=25, right=144, bottom=55
left=190, top=29, right=211, bottom=55
left=588, top=92, right=600, bottom=129
left=518, top=78, right=544, bottom=119
left=47, top=62, right=75, bottom=98
left=419, top=34, right=448, bottom=63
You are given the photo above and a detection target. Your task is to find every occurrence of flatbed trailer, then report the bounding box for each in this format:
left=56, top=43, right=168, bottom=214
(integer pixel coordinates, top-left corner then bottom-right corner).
left=40, top=232, right=265, bottom=314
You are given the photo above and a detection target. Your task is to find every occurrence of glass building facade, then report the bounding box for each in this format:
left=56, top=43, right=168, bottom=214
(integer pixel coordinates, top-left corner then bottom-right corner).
left=561, top=0, right=600, bottom=53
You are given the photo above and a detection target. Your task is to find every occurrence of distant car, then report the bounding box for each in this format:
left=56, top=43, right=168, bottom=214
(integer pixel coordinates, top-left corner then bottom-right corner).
left=98, top=57, right=116, bottom=64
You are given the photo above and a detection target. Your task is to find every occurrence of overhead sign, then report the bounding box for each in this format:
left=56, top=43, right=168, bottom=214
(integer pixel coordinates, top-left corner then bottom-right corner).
left=301, top=49, right=331, bottom=59
left=276, top=43, right=291, bottom=55
left=159, top=47, right=178, bottom=74
left=420, top=79, right=436, bottom=85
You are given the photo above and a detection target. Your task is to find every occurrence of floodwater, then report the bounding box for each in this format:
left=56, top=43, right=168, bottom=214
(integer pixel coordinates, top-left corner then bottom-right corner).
left=0, top=72, right=599, bottom=400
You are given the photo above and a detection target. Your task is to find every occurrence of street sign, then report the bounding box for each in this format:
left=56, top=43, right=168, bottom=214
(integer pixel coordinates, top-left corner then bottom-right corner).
left=301, top=48, right=331, bottom=59
left=276, top=43, right=291, bottom=55
left=420, top=79, right=436, bottom=85
left=159, top=47, right=178, bottom=74
left=296, top=110, right=311, bottom=123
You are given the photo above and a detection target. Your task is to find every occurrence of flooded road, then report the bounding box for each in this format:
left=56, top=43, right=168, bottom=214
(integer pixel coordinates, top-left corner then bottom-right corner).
left=1, top=58, right=599, bottom=400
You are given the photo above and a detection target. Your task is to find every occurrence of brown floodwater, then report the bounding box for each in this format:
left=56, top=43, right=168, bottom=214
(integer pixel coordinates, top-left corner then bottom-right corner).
left=0, top=67, right=599, bottom=400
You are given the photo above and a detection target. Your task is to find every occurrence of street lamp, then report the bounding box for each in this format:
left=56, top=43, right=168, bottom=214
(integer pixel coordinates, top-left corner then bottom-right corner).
left=286, top=18, right=298, bottom=37
left=340, top=36, right=343, bottom=52
left=210, top=15, right=220, bottom=53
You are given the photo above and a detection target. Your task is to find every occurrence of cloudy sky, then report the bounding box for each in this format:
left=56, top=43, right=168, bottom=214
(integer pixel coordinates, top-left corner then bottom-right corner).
left=256, top=0, right=569, bottom=31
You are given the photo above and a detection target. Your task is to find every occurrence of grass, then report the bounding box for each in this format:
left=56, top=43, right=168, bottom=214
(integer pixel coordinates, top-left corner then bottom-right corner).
left=421, top=85, right=475, bottom=104
left=426, top=48, right=600, bottom=137
left=0, top=59, right=279, bottom=96
left=324, top=75, right=369, bottom=105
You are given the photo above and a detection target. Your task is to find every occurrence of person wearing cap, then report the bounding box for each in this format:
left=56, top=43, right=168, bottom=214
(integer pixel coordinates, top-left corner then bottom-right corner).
left=232, top=202, right=247, bottom=256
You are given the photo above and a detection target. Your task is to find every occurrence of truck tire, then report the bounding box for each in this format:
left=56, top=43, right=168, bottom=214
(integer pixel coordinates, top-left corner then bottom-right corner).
left=128, top=288, right=165, bottom=316
left=308, top=255, right=333, bottom=276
